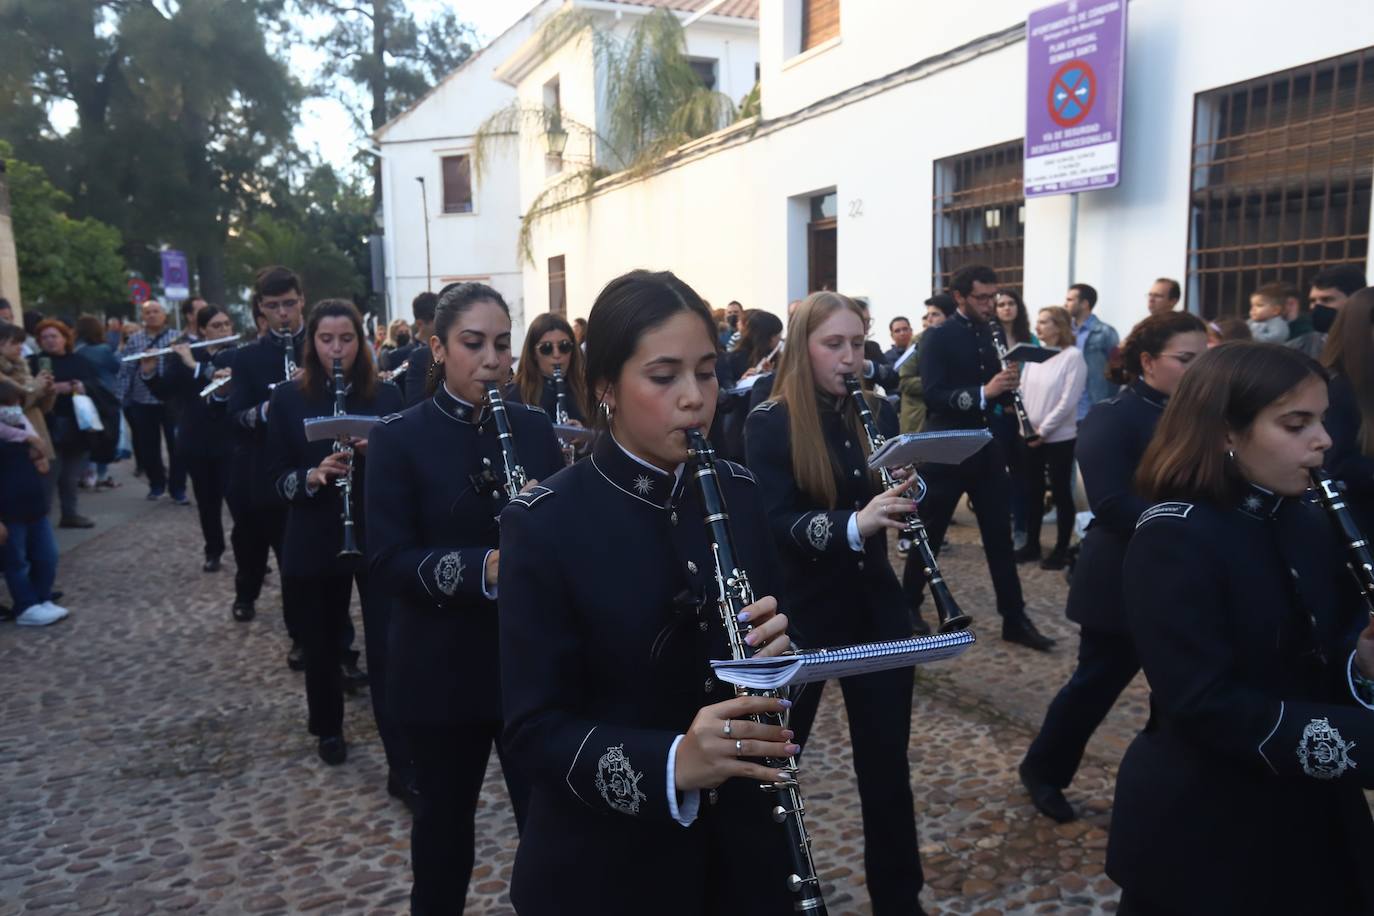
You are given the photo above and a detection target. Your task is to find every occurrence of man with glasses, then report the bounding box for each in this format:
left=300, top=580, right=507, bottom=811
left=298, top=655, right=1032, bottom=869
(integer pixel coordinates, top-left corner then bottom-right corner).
left=910, top=264, right=1055, bottom=652
left=118, top=299, right=189, bottom=504
left=1065, top=283, right=1120, bottom=420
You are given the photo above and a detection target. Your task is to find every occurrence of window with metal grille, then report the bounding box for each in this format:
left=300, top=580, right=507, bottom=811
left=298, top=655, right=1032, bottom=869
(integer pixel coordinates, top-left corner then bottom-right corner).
left=801, top=0, right=839, bottom=52
left=548, top=255, right=567, bottom=317
left=932, top=140, right=1025, bottom=295
left=1187, top=48, right=1373, bottom=319
left=441, top=155, right=473, bottom=214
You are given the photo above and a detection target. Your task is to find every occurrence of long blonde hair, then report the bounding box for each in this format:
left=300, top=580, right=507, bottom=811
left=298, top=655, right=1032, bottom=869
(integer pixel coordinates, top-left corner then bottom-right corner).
left=769, top=291, right=879, bottom=508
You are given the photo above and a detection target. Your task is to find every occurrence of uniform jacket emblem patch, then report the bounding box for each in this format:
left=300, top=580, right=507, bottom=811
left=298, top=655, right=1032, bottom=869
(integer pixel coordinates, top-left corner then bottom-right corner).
left=807, top=513, right=833, bottom=550
left=594, top=744, right=647, bottom=815
left=632, top=474, right=655, bottom=496
left=1297, top=717, right=1356, bottom=779
left=956, top=390, right=975, bottom=411
left=1136, top=501, right=1194, bottom=528
left=435, top=552, right=465, bottom=596
left=283, top=472, right=299, bottom=501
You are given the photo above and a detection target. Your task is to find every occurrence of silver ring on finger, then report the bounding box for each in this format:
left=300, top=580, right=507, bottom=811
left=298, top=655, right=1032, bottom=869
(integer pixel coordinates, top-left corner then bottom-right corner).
left=722, top=719, right=732, bottom=738
left=735, top=739, right=743, bottom=758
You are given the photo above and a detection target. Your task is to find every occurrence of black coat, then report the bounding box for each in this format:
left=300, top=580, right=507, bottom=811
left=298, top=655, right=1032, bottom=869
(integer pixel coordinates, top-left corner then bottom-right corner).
left=1064, top=379, right=1168, bottom=632
left=364, top=385, right=562, bottom=727
left=498, top=430, right=794, bottom=915
left=145, top=350, right=232, bottom=460
left=213, top=331, right=303, bottom=507
left=744, top=395, right=911, bottom=648
left=1324, top=373, right=1374, bottom=532
left=265, top=377, right=403, bottom=579
left=1109, top=487, right=1374, bottom=913
left=918, top=311, right=1010, bottom=432
left=28, top=352, right=97, bottom=452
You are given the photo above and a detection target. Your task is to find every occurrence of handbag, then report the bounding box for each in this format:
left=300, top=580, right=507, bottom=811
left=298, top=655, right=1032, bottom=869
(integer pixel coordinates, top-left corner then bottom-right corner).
left=72, top=393, right=105, bottom=432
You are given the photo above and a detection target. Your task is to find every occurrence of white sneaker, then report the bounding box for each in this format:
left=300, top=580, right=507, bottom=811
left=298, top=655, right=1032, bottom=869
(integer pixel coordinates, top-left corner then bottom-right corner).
left=15, top=602, right=68, bottom=626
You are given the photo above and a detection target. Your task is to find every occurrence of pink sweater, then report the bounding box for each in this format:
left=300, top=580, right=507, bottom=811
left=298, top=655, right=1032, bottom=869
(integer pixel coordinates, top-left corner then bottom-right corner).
left=1019, top=347, right=1088, bottom=443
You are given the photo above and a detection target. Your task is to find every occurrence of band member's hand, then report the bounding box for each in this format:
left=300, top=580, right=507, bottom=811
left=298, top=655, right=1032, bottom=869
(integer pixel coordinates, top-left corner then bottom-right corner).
left=519, top=479, right=541, bottom=494
left=290, top=366, right=304, bottom=381
left=485, top=549, right=499, bottom=591
left=172, top=342, right=194, bottom=369
left=983, top=366, right=1020, bottom=398
left=562, top=419, right=583, bottom=428
left=855, top=475, right=918, bottom=538
left=740, top=367, right=759, bottom=381
left=738, top=595, right=790, bottom=657
left=1026, top=438, right=1043, bottom=448
left=350, top=437, right=368, bottom=455
left=1355, top=616, right=1374, bottom=680
left=675, top=695, right=800, bottom=792
left=308, top=452, right=350, bottom=489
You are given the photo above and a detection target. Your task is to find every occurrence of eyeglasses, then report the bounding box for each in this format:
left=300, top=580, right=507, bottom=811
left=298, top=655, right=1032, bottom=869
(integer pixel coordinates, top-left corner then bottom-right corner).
left=967, top=293, right=995, bottom=304
left=538, top=340, right=575, bottom=356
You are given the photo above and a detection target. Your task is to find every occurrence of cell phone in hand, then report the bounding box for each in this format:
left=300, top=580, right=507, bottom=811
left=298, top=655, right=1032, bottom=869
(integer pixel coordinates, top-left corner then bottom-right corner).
left=38, top=356, right=52, bottom=374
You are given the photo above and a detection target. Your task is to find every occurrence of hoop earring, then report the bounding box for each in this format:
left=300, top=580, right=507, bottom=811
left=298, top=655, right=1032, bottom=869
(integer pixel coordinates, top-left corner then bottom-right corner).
left=600, top=400, right=614, bottom=422
left=1226, top=448, right=1236, bottom=462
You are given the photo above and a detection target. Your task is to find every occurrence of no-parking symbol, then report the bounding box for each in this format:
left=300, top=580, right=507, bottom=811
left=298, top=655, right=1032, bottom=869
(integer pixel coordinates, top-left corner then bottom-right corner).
left=1048, top=60, right=1096, bottom=127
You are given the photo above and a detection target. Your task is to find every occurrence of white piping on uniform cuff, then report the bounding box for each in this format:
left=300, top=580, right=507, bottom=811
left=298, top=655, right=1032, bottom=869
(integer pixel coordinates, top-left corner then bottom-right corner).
left=846, top=512, right=863, bottom=552
left=978, top=389, right=986, bottom=411
left=481, top=548, right=498, bottom=600
left=1348, top=650, right=1374, bottom=711
left=1257, top=700, right=1284, bottom=775
left=666, top=734, right=700, bottom=826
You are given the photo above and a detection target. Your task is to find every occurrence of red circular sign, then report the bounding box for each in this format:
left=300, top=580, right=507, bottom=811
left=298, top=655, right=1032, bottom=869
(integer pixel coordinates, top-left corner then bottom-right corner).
left=127, top=278, right=152, bottom=305
left=1047, top=60, right=1096, bottom=128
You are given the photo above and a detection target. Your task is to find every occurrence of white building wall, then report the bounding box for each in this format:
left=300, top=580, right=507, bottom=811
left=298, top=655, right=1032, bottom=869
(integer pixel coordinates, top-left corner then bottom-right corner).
left=519, top=0, right=1374, bottom=341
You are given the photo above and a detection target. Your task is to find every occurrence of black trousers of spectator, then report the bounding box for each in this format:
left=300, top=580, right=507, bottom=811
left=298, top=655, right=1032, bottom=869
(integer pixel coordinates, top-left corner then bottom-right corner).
left=185, top=452, right=232, bottom=560
left=904, top=438, right=1025, bottom=621
left=1024, top=437, right=1077, bottom=557
left=789, top=666, right=922, bottom=914
left=1022, top=628, right=1140, bottom=789
left=405, top=721, right=529, bottom=916
left=127, top=402, right=186, bottom=496
left=51, top=444, right=89, bottom=520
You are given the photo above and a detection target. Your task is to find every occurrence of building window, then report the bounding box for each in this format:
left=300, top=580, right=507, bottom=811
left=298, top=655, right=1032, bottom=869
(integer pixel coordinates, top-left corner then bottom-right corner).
left=544, top=76, right=564, bottom=177
left=548, top=255, right=567, bottom=316
left=688, top=57, right=718, bottom=91
left=932, top=140, right=1025, bottom=295
left=441, top=155, right=473, bottom=214
left=801, top=0, right=839, bottom=52
left=808, top=191, right=837, bottom=294
left=1187, top=48, right=1374, bottom=318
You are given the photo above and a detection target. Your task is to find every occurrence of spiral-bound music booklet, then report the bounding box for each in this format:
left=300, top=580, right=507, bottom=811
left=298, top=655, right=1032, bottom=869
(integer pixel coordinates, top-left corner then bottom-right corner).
left=1002, top=343, right=1059, bottom=363
left=303, top=415, right=383, bottom=442
left=710, top=630, right=976, bottom=690
left=867, top=429, right=991, bottom=470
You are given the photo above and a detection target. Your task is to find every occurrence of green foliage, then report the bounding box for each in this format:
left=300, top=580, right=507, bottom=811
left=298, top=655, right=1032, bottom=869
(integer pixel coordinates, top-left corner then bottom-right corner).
left=227, top=212, right=362, bottom=305
left=2, top=140, right=125, bottom=312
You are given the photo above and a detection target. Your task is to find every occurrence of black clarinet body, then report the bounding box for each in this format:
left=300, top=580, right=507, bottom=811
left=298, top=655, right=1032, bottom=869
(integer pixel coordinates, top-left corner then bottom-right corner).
left=1310, top=467, right=1374, bottom=616
left=685, top=429, right=827, bottom=914
left=331, top=358, right=362, bottom=559
left=989, top=323, right=1041, bottom=446
left=843, top=375, right=971, bottom=633
left=552, top=366, right=576, bottom=466
left=484, top=381, right=529, bottom=501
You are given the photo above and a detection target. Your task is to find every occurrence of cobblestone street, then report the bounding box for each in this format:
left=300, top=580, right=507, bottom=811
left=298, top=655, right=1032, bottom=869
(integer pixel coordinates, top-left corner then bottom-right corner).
left=0, top=495, right=1145, bottom=915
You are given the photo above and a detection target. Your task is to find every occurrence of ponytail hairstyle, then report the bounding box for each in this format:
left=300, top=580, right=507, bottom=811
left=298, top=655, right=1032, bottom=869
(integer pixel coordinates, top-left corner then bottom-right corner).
left=733, top=309, right=784, bottom=367
left=1136, top=342, right=1326, bottom=505
left=426, top=281, right=511, bottom=396
left=1320, top=287, right=1374, bottom=456
left=1108, top=311, right=1207, bottom=386
left=300, top=299, right=376, bottom=402
left=584, top=270, right=716, bottom=430
left=770, top=290, right=879, bottom=509
left=515, top=311, right=589, bottom=416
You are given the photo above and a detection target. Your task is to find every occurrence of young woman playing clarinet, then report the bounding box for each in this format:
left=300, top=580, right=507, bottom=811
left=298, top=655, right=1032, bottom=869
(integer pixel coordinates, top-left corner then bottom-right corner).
left=507, top=311, right=590, bottom=425
left=1109, top=341, right=1374, bottom=915
left=499, top=270, right=799, bottom=915
left=1019, top=311, right=1206, bottom=823
left=365, top=282, right=562, bottom=915
left=265, top=299, right=404, bottom=773
left=744, top=290, right=928, bottom=915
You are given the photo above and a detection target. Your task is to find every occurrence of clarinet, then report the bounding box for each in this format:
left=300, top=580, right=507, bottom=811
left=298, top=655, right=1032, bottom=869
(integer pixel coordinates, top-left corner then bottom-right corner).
left=685, top=429, right=827, bottom=914
left=989, top=324, right=1041, bottom=446
left=484, top=381, right=528, bottom=500
left=1310, top=467, right=1374, bottom=617
left=332, top=359, right=362, bottom=559
left=843, top=375, right=971, bottom=633
left=552, top=366, right=576, bottom=467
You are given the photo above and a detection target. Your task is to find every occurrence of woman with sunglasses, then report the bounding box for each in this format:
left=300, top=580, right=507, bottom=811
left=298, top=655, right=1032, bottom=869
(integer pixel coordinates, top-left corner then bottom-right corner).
left=508, top=313, right=589, bottom=426
left=499, top=270, right=797, bottom=915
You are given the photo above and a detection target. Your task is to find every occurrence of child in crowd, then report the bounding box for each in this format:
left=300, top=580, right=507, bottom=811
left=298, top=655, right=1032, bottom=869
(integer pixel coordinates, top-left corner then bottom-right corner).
left=1247, top=284, right=1290, bottom=343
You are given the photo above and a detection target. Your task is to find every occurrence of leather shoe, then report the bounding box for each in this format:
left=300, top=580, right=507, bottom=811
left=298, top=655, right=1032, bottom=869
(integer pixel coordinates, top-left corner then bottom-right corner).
left=387, top=769, right=421, bottom=813
left=287, top=641, right=306, bottom=671
left=1019, top=761, right=1075, bottom=823
left=1002, top=616, right=1056, bottom=652
left=203, top=555, right=221, bottom=573
left=341, top=659, right=370, bottom=694
left=1013, top=544, right=1042, bottom=563
left=1039, top=552, right=1068, bottom=571
left=232, top=600, right=255, bottom=622
left=318, top=735, right=347, bottom=766
left=58, top=515, right=95, bottom=529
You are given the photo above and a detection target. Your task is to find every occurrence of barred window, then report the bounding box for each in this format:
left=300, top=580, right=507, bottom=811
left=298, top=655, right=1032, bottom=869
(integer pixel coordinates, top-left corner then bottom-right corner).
left=548, top=255, right=567, bottom=317
left=1187, top=48, right=1374, bottom=318
left=441, top=155, right=473, bottom=214
left=932, top=140, right=1025, bottom=295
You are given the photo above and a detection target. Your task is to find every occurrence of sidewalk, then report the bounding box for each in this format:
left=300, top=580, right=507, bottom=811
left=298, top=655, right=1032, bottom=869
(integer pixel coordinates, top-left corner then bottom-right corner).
left=50, top=470, right=169, bottom=555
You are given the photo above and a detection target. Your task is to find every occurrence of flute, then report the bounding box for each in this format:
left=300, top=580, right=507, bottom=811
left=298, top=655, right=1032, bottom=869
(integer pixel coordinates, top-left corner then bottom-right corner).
left=199, top=372, right=232, bottom=399
left=1310, top=467, right=1374, bottom=617
left=121, top=334, right=241, bottom=361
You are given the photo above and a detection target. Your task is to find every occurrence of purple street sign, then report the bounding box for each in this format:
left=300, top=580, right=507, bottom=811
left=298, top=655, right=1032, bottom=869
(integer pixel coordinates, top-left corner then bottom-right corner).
left=160, top=249, right=190, bottom=299
left=1024, top=0, right=1128, bottom=197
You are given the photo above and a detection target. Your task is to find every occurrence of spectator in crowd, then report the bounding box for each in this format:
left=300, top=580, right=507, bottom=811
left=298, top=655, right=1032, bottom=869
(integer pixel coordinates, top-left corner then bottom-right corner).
left=1279, top=281, right=1314, bottom=350
left=0, top=378, right=67, bottom=626
left=898, top=294, right=955, bottom=435
left=1248, top=283, right=1291, bottom=343
left=1207, top=317, right=1253, bottom=348
left=1288, top=265, right=1366, bottom=358
left=0, top=323, right=55, bottom=466
left=181, top=298, right=209, bottom=337
left=29, top=319, right=98, bottom=529
left=572, top=317, right=587, bottom=347
left=380, top=291, right=436, bottom=373
left=719, top=299, right=745, bottom=350
left=994, top=288, right=1039, bottom=549
left=1146, top=278, right=1181, bottom=316
left=1066, top=283, right=1121, bottom=420
left=105, top=315, right=124, bottom=349
left=885, top=316, right=916, bottom=372
left=378, top=318, right=411, bottom=362
left=0, top=298, right=13, bottom=324
left=854, top=298, right=899, bottom=392
left=718, top=309, right=783, bottom=390
left=74, top=315, right=121, bottom=489
left=1319, top=287, right=1374, bottom=531
left=1014, top=306, right=1087, bottom=570
left=995, top=289, right=1038, bottom=350
left=21, top=310, right=42, bottom=357
left=116, top=299, right=187, bottom=503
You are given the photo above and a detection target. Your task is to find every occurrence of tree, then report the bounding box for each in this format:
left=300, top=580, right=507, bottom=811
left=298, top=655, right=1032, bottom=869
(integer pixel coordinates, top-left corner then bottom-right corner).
left=2, top=141, right=125, bottom=314
left=227, top=213, right=361, bottom=306
left=304, top=0, right=478, bottom=206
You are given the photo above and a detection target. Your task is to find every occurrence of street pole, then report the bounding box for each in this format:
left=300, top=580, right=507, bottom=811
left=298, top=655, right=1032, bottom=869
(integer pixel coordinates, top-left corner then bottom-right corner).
left=1067, top=191, right=1079, bottom=284
left=416, top=176, right=432, bottom=292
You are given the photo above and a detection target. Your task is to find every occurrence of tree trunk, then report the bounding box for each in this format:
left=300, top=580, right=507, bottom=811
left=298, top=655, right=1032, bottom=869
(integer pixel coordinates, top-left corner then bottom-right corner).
left=370, top=0, right=389, bottom=212
left=196, top=249, right=226, bottom=310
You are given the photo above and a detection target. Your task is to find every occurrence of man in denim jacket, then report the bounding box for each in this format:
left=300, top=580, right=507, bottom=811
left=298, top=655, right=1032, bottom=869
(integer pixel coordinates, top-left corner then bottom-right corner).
left=1066, top=283, right=1120, bottom=421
